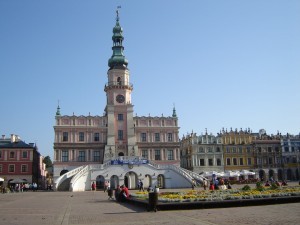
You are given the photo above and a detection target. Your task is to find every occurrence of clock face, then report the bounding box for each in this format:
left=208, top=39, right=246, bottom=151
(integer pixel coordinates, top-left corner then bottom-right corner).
left=116, top=94, right=125, bottom=103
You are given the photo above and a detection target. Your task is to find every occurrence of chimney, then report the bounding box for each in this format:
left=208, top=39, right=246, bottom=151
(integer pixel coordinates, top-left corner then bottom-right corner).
left=1, top=135, right=5, bottom=139
left=10, top=134, right=16, bottom=143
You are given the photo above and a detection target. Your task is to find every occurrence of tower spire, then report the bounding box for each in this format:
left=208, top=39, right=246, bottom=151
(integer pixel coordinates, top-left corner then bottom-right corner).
left=172, top=104, right=177, bottom=117
left=56, top=100, right=61, bottom=116
left=108, top=6, right=128, bottom=70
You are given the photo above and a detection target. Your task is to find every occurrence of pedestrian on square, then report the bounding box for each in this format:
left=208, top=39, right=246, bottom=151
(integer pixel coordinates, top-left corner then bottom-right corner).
left=203, top=179, right=208, bottom=190
left=107, top=186, right=113, bottom=200
left=91, top=182, right=96, bottom=191
left=104, top=181, right=108, bottom=192
left=138, top=180, right=144, bottom=191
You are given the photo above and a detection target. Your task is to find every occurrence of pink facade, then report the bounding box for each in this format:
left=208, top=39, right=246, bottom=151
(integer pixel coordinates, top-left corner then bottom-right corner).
left=0, top=134, right=47, bottom=188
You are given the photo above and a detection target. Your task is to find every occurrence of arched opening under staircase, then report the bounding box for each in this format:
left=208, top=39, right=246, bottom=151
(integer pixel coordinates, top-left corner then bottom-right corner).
left=96, top=175, right=105, bottom=190
left=144, top=174, right=152, bottom=188
left=157, top=174, right=165, bottom=188
left=124, top=171, right=138, bottom=189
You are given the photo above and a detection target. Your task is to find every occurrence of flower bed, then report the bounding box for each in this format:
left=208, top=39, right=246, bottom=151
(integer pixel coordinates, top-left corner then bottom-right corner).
left=131, top=185, right=300, bottom=203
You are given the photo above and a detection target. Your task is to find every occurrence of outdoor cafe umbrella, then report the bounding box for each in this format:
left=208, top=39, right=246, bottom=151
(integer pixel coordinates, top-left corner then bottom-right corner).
left=9, top=178, right=26, bottom=183
left=239, top=170, right=255, bottom=176
left=0, top=177, right=4, bottom=182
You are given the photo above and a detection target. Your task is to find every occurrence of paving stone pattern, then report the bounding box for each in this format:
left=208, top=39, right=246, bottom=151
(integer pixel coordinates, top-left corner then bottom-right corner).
left=0, top=187, right=299, bottom=225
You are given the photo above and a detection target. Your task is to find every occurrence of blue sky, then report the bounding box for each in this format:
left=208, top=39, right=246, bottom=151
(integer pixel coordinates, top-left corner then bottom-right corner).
left=1, top=1, right=299, bottom=158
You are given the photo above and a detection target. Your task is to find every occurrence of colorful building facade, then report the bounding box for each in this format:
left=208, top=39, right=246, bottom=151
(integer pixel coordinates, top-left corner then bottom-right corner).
left=0, top=134, right=47, bottom=188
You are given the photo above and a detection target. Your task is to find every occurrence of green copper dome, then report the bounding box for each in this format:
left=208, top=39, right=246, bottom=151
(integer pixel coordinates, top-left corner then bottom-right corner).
left=108, top=9, right=128, bottom=69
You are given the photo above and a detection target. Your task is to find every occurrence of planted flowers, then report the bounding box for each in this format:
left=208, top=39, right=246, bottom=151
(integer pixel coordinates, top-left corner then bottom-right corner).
left=131, top=183, right=300, bottom=203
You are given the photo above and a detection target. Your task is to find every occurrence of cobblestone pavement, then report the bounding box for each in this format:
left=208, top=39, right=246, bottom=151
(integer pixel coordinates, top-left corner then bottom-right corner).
left=0, top=185, right=299, bottom=225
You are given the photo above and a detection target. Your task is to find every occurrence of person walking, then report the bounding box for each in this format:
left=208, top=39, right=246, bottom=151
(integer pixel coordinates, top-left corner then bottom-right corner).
left=138, top=180, right=144, bottom=191
left=91, top=182, right=96, bottom=191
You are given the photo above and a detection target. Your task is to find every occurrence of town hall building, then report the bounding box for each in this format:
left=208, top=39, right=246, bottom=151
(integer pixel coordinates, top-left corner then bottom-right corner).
left=53, top=10, right=199, bottom=191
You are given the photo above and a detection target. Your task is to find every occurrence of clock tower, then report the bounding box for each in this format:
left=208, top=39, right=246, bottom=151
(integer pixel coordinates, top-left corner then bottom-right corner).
left=103, top=9, right=138, bottom=160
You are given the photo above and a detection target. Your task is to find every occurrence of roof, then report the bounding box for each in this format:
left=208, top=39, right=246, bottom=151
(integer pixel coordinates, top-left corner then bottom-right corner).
left=0, top=140, right=35, bottom=149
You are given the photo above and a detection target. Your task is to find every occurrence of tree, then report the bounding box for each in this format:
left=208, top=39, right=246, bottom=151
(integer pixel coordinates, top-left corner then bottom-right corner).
left=43, top=156, right=53, bottom=168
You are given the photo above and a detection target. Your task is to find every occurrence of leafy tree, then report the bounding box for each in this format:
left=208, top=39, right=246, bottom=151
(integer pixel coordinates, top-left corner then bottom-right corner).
left=43, top=156, right=53, bottom=168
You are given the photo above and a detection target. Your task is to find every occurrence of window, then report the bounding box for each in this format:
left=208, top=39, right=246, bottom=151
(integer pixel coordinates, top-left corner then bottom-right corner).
left=208, top=158, right=213, bottom=166
left=10, top=151, right=15, bottom=158
left=0, top=150, right=2, bottom=158
left=0, top=165, right=2, bottom=172
left=155, top=133, right=160, bottom=142
left=63, top=132, right=68, bottom=142
left=118, top=130, right=123, bottom=140
left=217, top=158, right=221, bottom=166
left=232, top=147, right=236, bottom=153
left=275, top=147, right=279, bottom=152
left=62, top=150, right=69, bottom=162
left=233, top=158, right=237, bottom=165
left=292, top=156, right=297, bottom=163
left=93, top=151, right=100, bottom=162
left=79, top=132, right=84, bottom=142
left=268, top=157, right=273, bottom=164
left=284, top=147, right=289, bottom=152
left=239, top=147, right=243, bottom=153
left=239, top=158, right=243, bottom=165
left=118, top=114, right=123, bottom=121
left=94, top=133, right=100, bottom=142
left=276, top=157, right=281, bottom=164
left=22, top=151, right=28, bottom=158
left=226, top=147, right=230, bottom=153
left=78, top=151, right=85, bottom=162
left=154, top=149, right=161, bottom=160
left=257, top=158, right=261, bottom=165
left=9, top=164, right=15, bottom=172
left=246, top=147, right=251, bottom=153
left=167, top=150, right=174, bottom=160
left=216, top=147, right=220, bottom=152
left=198, top=147, right=204, bottom=153
left=247, top=158, right=252, bottom=165
left=21, top=165, right=28, bottom=172
left=226, top=158, right=231, bottom=165
left=167, top=133, right=173, bottom=142
left=207, top=147, right=212, bottom=153
left=142, top=150, right=148, bottom=159
left=268, top=147, right=272, bottom=153
left=286, top=157, right=290, bottom=163
left=200, top=159, right=205, bottom=166
left=141, top=133, right=147, bottom=142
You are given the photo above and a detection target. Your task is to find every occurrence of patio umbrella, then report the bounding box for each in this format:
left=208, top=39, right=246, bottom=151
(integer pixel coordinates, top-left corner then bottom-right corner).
left=0, top=177, right=4, bottom=182
left=10, top=178, right=26, bottom=183
left=224, top=171, right=240, bottom=177
left=240, top=170, right=255, bottom=176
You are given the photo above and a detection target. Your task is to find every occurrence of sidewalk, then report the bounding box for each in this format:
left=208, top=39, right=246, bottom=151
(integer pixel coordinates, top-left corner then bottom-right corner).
left=0, top=188, right=299, bottom=225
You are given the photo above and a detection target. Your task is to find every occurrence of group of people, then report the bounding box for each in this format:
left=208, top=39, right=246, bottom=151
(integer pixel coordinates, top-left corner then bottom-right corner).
left=2, top=182, right=38, bottom=193
left=202, top=177, right=232, bottom=191
left=265, top=178, right=288, bottom=187
left=91, top=181, right=131, bottom=202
